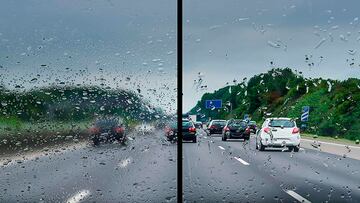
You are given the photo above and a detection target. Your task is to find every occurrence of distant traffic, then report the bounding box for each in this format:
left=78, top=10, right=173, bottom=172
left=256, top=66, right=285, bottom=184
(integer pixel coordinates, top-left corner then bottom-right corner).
left=180, top=115, right=301, bottom=152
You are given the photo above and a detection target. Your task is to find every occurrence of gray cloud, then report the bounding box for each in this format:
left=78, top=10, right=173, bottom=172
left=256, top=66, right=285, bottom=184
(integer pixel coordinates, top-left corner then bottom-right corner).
left=184, top=0, right=360, bottom=112
left=0, top=0, right=176, bottom=113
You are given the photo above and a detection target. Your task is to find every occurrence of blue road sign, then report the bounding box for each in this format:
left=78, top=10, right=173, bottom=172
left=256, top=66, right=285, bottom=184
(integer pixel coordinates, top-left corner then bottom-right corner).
left=301, top=106, right=310, bottom=122
left=205, top=100, right=222, bottom=109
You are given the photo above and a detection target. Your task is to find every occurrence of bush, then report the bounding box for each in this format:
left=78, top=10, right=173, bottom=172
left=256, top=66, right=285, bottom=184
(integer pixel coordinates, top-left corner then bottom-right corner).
left=318, top=120, right=338, bottom=137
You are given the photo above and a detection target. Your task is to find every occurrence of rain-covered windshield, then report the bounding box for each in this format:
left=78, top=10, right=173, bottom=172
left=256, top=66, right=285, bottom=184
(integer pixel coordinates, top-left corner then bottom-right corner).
left=182, top=121, right=193, bottom=128
left=0, top=0, right=177, bottom=202
left=183, top=0, right=360, bottom=202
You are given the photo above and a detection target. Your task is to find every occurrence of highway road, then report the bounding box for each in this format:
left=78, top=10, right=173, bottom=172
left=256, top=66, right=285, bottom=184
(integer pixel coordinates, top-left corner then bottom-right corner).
left=183, top=129, right=360, bottom=202
left=0, top=130, right=177, bottom=202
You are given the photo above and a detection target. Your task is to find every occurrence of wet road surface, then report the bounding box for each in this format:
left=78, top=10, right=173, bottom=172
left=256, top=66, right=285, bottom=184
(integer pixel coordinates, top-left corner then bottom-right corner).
left=0, top=130, right=177, bottom=203
left=183, top=129, right=360, bottom=202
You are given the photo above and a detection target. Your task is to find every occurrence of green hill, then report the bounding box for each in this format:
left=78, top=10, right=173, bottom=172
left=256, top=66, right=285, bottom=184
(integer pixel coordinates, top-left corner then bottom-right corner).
left=189, top=68, right=360, bottom=140
left=0, top=85, right=164, bottom=126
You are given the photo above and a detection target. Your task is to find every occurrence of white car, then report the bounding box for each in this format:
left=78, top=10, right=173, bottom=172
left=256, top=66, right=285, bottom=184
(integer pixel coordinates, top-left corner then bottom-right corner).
left=256, top=118, right=301, bottom=152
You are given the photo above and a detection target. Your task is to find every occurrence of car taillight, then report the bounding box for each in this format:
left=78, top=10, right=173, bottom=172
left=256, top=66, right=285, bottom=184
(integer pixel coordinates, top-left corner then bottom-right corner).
left=245, top=127, right=250, bottom=133
left=224, top=127, right=230, bottom=131
left=264, top=127, right=270, bottom=134
left=189, top=127, right=196, bottom=132
left=115, top=127, right=125, bottom=133
left=292, top=127, right=300, bottom=134
left=90, top=127, right=99, bottom=134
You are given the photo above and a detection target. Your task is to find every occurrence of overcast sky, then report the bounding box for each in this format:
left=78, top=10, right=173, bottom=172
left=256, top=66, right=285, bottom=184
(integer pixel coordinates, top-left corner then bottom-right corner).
left=183, top=0, right=360, bottom=112
left=0, top=0, right=176, bottom=113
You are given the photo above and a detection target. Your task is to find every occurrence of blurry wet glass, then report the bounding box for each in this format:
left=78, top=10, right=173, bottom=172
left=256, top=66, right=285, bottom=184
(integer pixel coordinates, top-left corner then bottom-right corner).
left=0, top=0, right=176, bottom=202
left=184, top=0, right=360, bottom=202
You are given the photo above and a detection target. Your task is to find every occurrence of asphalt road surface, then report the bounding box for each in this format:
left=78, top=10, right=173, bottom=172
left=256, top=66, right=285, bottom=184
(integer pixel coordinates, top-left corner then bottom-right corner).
left=184, top=129, right=360, bottom=203
left=0, top=130, right=177, bottom=203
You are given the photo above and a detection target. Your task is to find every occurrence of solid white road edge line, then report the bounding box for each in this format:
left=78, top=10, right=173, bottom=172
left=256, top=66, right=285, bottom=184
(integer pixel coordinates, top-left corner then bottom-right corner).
left=0, top=142, right=88, bottom=167
left=302, top=138, right=360, bottom=149
left=66, top=189, right=91, bottom=203
left=284, top=190, right=311, bottom=203
left=218, top=146, right=225, bottom=150
left=234, top=157, right=250, bottom=165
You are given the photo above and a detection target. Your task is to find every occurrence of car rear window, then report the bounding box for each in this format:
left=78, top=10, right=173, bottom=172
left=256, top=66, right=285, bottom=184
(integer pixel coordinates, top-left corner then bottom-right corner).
left=182, top=121, right=193, bottom=127
left=212, top=121, right=225, bottom=125
left=95, top=120, right=118, bottom=128
left=229, top=120, right=247, bottom=127
left=169, top=122, right=177, bottom=129
left=269, top=120, right=295, bottom=128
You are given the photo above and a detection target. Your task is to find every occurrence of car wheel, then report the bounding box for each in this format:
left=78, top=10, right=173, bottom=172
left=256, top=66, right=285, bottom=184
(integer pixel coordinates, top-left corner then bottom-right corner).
left=193, top=137, right=197, bottom=143
left=288, top=146, right=294, bottom=151
left=259, top=141, right=265, bottom=151
left=223, top=134, right=227, bottom=141
left=92, top=136, right=100, bottom=146
left=255, top=136, right=258, bottom=149
left=294, top=145, right=300, bottom=152
left=115, top=134, right=122, bottom=141
left=120, top=135, right=127, bottom=144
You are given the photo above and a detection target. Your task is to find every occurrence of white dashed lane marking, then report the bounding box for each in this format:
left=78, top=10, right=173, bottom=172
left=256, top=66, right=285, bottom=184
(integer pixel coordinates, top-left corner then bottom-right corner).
left=66, top=189, right=91, bottom=203
left=118, top=158, right=131, bottom=168
left=284, top=190, right=311, bottom=203
left=218, top=146, right=225, bottom=150
left=234, top=157, right=250, bottom=165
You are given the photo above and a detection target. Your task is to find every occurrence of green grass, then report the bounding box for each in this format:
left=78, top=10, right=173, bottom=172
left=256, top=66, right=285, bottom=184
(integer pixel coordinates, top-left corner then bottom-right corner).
left=0, top=120, right=92, bottom=138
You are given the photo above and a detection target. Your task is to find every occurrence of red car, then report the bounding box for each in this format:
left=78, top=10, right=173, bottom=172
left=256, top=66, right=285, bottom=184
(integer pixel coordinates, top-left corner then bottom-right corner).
left=89, top=118, right=126, bottom=145
left=165, top=121, right=178, bottom=142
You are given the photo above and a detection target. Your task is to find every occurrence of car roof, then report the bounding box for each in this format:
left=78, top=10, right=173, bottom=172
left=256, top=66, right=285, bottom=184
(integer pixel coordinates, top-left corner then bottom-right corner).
left=266, top=117, right=292, bottom=120
left=228, top=119, right=246, bottom=122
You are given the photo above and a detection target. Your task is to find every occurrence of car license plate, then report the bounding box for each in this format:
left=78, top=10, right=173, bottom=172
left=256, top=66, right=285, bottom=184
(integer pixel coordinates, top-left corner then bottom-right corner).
left=236, top=130, right=240, bottom=133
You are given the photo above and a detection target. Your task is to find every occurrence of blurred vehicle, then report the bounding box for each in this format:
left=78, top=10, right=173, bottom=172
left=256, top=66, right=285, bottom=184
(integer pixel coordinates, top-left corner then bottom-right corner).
left=165, top=121, right=178, bottom=143
left=256, top=118, right=300, bottom=152
left=182, top=119, right=197, bottom=143
left=194, top=121, right=203, bottom=129
left=155, top=120, right=167, bottom=130
left=207, top=120, right=226, bottom=135
left=89, top=118, right=126, bottom=145
left=222, top=119, right=250, bottom=141
left=247, top=120, right=257, bottom=133
left=135, top=122, right=155, bottom=134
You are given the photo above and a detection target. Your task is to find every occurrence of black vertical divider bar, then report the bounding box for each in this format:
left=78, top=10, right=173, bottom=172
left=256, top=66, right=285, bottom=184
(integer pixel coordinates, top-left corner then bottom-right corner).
left=177, top=0, right=183, bottom=202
